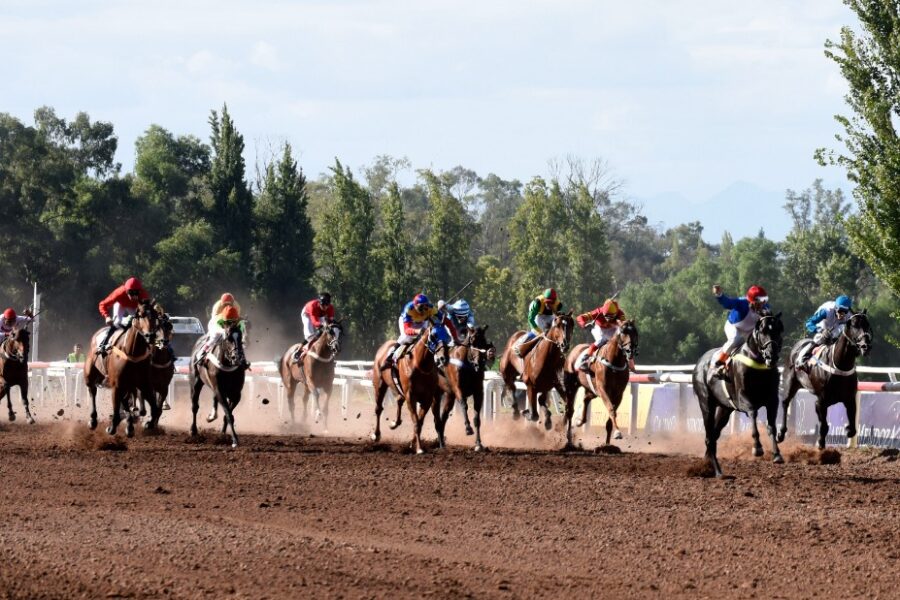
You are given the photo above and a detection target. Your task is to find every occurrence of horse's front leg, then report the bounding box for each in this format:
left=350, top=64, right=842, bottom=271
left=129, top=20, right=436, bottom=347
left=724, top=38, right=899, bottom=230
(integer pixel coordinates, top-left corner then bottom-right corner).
left=432, top=391, right=448, bottom=449
left=106, top=387, right=124, bottom=436
left=388, top=389, right=405, bottom=430
left=371, top=381, right=387, bottom=442
left=19, top=380, right=35, bottom=424
left=410, top=397, right=426, bottom=455
left=523, top=386, right=539, bottom=422
left=749, top=408, right=764, bottom=457
left=87, top=380, right=99, bottom=430
left=472, top=388, right=486, bottom=452
left=143, top=384, right=161, bottom=429
left=778, top=366, right=801, bottom=442
left=815, top=400, right=829, bottom=450
left=458, top=397, right=474, bottom=436
left=844, top=395, right=858, bottom=447
left=766, top=400, right=784, bottom=464
left=206, top=383, right=219, bottom=422
left=190, top=378, right=202, bottom=437
left=2, top=383, right=14, bottom=422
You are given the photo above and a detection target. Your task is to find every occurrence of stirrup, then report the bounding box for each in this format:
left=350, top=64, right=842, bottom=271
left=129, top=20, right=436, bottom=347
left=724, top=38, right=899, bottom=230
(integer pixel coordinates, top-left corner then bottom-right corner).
left=579, top=357, right=593, bottom=373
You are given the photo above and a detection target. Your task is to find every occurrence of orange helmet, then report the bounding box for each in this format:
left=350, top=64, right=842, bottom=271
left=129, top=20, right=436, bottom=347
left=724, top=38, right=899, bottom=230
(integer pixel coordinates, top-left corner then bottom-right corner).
left=220, top=293, right=235, bottom=305
left=222, top=306, right=240, bottom=321
left=2, top=308, right=15, bottom=321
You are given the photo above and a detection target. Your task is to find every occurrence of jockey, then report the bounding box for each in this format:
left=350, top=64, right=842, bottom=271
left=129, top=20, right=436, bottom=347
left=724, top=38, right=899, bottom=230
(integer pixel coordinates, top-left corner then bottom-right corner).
left=197, top=294, right=249, bottom=369
left=440, top=298, right=476, bottom=336
left=97, top=277, right=150, bottom=355
left=797, top=295, right=854, bottom=370
left=712, top=284, right=770, bottom=376
left=0, top=308, right=33, bottom=338
left=575, top=297, right=626, bottom=372
left=514, top=288, right=562, bottom=357
left=294, top=292, right=336, bottom=362
left=384, top=293, right=456, bottom=367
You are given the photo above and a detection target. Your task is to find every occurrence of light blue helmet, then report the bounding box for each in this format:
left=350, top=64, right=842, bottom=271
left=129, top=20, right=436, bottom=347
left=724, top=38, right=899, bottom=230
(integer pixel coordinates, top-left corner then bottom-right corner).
left=452, top=299, right=470, bottom=314
left=835, top=295, right=853, bottom=312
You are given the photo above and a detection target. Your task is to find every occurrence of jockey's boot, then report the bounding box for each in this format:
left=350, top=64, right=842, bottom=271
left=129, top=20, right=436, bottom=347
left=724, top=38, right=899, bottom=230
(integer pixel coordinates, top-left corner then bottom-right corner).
left=382, top=343, right=405, bottom=369
left=292, top=342, right=306, bottom=364
left=97, top=325, right=116, bottom=356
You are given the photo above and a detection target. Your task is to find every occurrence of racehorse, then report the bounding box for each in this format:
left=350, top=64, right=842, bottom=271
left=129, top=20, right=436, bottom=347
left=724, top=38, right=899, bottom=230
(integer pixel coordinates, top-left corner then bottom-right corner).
left=84, top=300, right=160, bottom=437
left=278, top=321, right=343, bottom=427
left=149, top=311, right=175, bottom=412
left=778, top=311, right=872, bottom=449
left=189, top=324, right=246, bottom=448
left=498, top=312, right=575, bottom=430
left=433, top=325, right=496, bottom=451
left=692, top=311, right=785, bottom=477
left=0, top=328, right=34, bottom=424
left=371, top=323, right=446, bottom=454
left=563, top=320, right=639, bottom=449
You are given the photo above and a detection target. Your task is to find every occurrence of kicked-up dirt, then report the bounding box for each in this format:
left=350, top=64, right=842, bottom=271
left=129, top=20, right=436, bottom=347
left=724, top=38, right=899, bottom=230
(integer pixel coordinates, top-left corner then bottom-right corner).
left=0, top=421, right=898, bottom=599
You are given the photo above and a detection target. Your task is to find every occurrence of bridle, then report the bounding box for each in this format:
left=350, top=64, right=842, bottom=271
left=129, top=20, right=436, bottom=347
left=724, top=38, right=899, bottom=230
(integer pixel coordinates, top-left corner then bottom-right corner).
left=841, top=313, right=872, bottom=356
left=748, top=314, right=782, bottom=367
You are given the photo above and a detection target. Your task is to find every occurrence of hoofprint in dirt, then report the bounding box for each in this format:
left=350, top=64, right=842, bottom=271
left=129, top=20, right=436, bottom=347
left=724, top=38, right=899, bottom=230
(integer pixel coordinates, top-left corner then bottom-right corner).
left=0, top=425, right=897, bottom=599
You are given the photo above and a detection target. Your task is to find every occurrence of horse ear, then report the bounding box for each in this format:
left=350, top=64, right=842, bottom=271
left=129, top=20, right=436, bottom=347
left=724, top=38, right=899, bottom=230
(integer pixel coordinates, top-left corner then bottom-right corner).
left=776, top=312, right=782, bottom=319
left=483, top=324, right=489, bottom=332
left=566, top=309, right=573, bottom=316
left=863, top=308, right=868, bottom=315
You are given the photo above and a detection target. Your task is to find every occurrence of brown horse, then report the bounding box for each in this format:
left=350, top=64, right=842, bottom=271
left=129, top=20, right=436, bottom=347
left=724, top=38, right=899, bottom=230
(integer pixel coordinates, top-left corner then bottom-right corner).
left=498, top=312, right=574, bottom=430
left=189, top=325, right=246, bottom=447
left=278, top=321, right=343, bottom=427
left=371, top=324, right=445, bottom=454
left=433, top=325, right=496, bottom=451
left=563, top=320, right=639, bottom=449
left=84, top=300, right=160, bottom=437
left=0, top=328, right=34, bottom=424
left=149, top=312, right=175, bottom=412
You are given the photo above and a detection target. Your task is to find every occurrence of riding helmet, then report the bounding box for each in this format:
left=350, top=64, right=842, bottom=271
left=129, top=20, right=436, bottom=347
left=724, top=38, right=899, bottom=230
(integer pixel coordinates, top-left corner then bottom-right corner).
left=2, top=308, right=15, bottom=321
left=835, top=295, right=853, bottom=311
left=413, top=293, right=431, bottom=307
left=543, top=288, right=557, bottom=301
left=220, top=292, right=235, bottom=304
left=318, top=292, right=332, bottom=306
left=746, top=285, right=767, bottom=303
left=124, top=277, right=143, bottom=291
left=222, top=306, right=240, bottom=321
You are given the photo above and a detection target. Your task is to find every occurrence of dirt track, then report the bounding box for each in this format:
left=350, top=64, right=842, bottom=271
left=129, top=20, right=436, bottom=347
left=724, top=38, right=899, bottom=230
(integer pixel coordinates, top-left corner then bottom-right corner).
left=0, top=420, right=898, bottom=600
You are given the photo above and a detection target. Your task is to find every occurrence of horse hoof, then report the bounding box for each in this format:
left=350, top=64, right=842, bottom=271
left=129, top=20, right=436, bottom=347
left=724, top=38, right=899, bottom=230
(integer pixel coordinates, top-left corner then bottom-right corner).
left=776, top=432, right=786, bottom=443
left=752, top=447, right=764, bottom=458
left=231, top=441, right=238, bottom=449
left=26, top=415, right=35, bottom=425
left=846, top=428, right=857, bottom=439
left=543, top=416, right=552, bottom=431
left=315, top=410, right=323, bottom=423
left=370, top=432, right=380, bottom=442
left=89, top=419, right=98, bottom=431
left=126, top=425, right=135, bottom=438
left=106, top=425, right=115, bottom=435
left=416, top=448, right=425, bottom=455
left=388, top=420, right=402, bottom=430
left=8, top=413, right=15, bottom=422
left=613, top=431, right=623, bottom=440
left=139, top=409, right=147, bottom=417
left=474, top=444, right=485, bottom=452
left=162, top=401, right=171, bottom=411
left=773, top=454, right=785, bottom=464
left=465, top=426, right=474, bottom=436
left=574, top=419, right=584, bottom=428
left=206, top=413, right=217, bottom=423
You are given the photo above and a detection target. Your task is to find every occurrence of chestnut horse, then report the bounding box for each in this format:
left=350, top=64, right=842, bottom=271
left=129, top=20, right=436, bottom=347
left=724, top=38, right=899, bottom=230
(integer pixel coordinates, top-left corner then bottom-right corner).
left=371, top=324, right=446, bottom=454
left=433, top=325, right=496, bottom=451
left=84, top=300, right=160, bottom=437
left=563, top=320, right=639, bottom=449
left=0, top=328, right=34, bottom=424
left=189, top=325, right=246, bottom=448
left=498, top=312, right=575, bottom=430
left=778, top=311, right=872, bottom=449
left=278, top=321, right=343, bottom=427
left=692, top=311, right=784, bottom=477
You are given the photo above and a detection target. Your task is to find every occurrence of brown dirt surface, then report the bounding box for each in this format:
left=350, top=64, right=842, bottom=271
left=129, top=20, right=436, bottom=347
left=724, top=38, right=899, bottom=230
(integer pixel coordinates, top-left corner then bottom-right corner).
left=1, top=422, right=898, bottom=599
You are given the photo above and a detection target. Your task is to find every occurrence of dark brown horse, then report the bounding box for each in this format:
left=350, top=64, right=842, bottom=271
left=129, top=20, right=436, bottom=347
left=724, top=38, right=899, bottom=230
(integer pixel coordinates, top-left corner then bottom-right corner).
left=189, top=325, right=246, bottom=448
left=371, top=324, right=445, bottom=454
left=278, top=321, right=343, bottom=428
left=149, top=312, right=175, bottom=412
left=433, top=325, right=496, bottom=451
left=84, top=300, right=160, bottom=437
left=563, top=320, right=639, bottom=449
left=778, top=311, right=872, bottom=449
left=498, top=312, right=574, bottom=430
left=0, top=328, right=34, bottom=424
left=692, top=312, right=785, bottom=477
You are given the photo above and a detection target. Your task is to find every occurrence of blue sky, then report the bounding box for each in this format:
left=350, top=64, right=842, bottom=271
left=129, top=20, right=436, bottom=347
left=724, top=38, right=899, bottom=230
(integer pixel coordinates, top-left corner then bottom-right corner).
left=1, top=1, right=857, bottom=238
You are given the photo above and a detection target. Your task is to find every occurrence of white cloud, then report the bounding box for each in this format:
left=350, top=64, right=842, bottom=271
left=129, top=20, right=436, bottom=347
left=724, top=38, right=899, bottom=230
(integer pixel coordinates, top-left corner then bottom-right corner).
left=250, top=41, right=283, bottom=72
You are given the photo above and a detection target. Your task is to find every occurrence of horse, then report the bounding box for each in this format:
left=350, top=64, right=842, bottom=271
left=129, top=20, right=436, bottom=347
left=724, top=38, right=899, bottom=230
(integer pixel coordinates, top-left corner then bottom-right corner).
left=433, top=325, right=497, bottom=451
left=371, top=323, right=446, bottom=454
left=692, top=311, right=785, bottom=477
left=149, top=311, right=175, bottom=412
left=189, top=324, right=246, bottom=448
left=84, top=299, right=160, bottom=437
left=563, top=320, right=639, bottom=449
left=498, top=312, right=575, bottom=431
left=278, top=321, right=344, bottom=428
left=778, top=311, right=873, bottom=449
left=0, top=328, right=34, bottom=424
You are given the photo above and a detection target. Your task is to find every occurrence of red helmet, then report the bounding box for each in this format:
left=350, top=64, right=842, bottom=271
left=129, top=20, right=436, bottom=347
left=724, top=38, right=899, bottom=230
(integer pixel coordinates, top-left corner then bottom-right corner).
left=220, top=293, right=235, bottom=304
left=2, top=308, right=15, bottom=321
left=124, top=277, right=143, bottom=291
left=746, top=285, right=768, bottom=303
left=222, top=306, right=240, bottom=321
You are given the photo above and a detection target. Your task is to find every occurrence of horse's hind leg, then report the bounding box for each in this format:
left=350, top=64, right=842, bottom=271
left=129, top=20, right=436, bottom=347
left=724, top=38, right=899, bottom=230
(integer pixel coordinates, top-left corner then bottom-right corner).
left=2, top=384, right=14, bottom=421
left=706, top=405, right=733, bottom=478
left=87, top=381, right=99, bottom=430
left=190, top=378, right=203, bottom=437
left=144, top=384, right=161, bottom=429
left=222, top=396, right=239, bottom=448
left=389, top=392, right=405, bottom=430
left=815, top=401, right=829, bottom=450
left=107, top=387, right=124, bottom=436
left=371, top=382, right=387, bottom=442
left=432, top=392, right=449, bottom=449
left=522, top=386, right=539, bottom=422
left=410, top=399, right=428, bottom=455
left=766, top=400, right=784, bottom=464
left=541, top=392, right=553, bottom=431
left=777, top=367, right=801, bottom=443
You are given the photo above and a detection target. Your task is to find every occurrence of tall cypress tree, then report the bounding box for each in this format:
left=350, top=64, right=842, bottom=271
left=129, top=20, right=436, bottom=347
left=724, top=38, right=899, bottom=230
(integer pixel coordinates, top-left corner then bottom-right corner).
left=420, top=171, right=473, bottom=300
left=377, top=181, right=414, bottom=312
left=252, top=143, right=314, bottom=309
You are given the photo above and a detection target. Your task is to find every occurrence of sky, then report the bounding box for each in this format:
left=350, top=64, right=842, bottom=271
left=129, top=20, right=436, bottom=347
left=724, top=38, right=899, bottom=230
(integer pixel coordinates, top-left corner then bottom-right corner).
left=0, top=0, right=859, bottom=238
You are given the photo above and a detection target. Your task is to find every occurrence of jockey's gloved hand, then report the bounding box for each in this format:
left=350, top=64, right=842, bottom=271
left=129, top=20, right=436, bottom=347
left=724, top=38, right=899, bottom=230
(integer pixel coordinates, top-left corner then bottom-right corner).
left=105, top=317, right=113, bottom=325
left=813, top=331, right=830, bottom=346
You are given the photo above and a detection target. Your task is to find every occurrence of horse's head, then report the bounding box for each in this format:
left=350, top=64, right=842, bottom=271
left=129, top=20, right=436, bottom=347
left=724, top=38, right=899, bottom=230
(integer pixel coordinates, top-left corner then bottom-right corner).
left=548, top=311, right=575, bottom=353
left=325, top=320, right=344, bottom=355
left=468, top=324, right=496, bottom=367
left=616, top=319, right=639, bottom=362
left=845, top=311, right=873, bottom=357
left=222, top=322, right=244, bottom=365
left=133, top=299, right=159, bottom=345
left=154, top=307, right=173, bottom=348
left=5, top=327, right=30, bottom=360
left=751, top=311, right=784, bottom=368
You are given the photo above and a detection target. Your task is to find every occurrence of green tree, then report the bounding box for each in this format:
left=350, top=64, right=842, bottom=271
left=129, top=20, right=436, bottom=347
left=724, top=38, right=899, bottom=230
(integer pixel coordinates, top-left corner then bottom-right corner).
left=819, top=1, right=900, bottom=337
left=418, top=171, right=474, bottom=300
left=376, top=182, right=415, bottom=312
left=133, top=124, right=210, bottom=212
left=252, top=143, right=314, bottom=308
left=315, top=159, right=384, bottom=355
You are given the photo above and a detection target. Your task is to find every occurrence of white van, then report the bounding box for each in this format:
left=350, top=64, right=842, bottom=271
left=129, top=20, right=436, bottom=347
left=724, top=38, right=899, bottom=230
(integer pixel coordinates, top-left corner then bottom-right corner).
left=168, top=316, right=205, bottom=367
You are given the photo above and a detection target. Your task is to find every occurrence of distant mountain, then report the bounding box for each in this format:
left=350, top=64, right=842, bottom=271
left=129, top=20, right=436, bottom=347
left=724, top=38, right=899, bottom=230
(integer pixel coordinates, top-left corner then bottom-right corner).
left=632, top=181, right=790, bottom=243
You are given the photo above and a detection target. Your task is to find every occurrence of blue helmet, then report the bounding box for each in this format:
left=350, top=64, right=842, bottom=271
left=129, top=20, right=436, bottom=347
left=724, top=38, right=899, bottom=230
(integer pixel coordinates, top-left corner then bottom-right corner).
left=452, top=299, right=470, bottom=314
left=413, top=293, right=431, bottom=308
left=835, top=295, right=852, bottom=312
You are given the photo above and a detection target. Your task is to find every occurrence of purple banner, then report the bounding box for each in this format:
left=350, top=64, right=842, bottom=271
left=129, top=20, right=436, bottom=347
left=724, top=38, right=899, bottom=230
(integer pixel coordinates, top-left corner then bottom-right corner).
left=858, top=393, right=900, bottom=448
